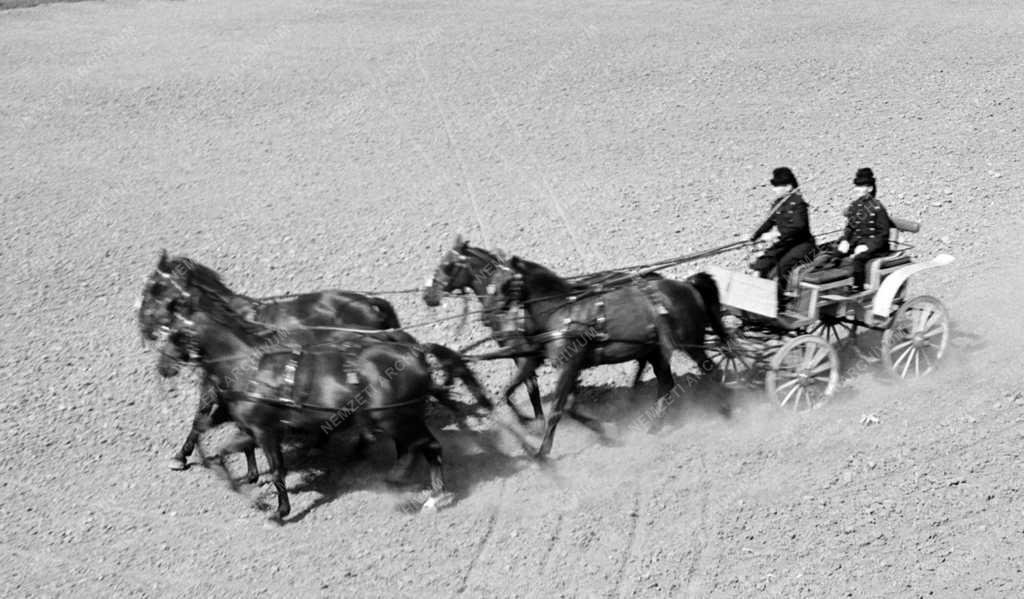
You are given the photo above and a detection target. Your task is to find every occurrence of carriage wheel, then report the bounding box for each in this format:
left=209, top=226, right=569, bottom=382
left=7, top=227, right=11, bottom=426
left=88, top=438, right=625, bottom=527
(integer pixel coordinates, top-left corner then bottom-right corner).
left=766, top=335, right=840, bottom=411
left=880, top=295, right=949, bottom=379
left=705, top=338, right=758, bottom=387
left=705, top=313, right=760, bottom=387
left=807, top=313, right=856, bottom=345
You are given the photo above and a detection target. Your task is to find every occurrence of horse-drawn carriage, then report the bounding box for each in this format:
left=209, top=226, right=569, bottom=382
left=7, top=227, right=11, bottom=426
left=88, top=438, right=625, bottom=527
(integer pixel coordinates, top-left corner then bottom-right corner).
left=139, top=217, right=953, bottom=519
left=703, top=217, right=953, bottom=409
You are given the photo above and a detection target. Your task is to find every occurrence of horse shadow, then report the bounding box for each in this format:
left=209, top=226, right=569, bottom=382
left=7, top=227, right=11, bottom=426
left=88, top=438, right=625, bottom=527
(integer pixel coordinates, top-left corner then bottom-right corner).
left=544, top=372, right=732, bottom=437
left=248, top=410, right=532, bottom=523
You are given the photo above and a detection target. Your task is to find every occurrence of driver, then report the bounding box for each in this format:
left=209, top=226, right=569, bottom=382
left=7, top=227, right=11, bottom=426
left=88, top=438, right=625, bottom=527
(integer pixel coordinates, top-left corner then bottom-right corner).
left=749, top=167, right=816, bottom=310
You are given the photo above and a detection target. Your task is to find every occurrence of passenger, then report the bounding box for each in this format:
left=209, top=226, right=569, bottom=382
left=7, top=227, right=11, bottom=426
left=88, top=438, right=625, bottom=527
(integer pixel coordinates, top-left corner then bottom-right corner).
left=827, top=167, right=892, bottom=292
left=749, top=167, right=816, bottom=310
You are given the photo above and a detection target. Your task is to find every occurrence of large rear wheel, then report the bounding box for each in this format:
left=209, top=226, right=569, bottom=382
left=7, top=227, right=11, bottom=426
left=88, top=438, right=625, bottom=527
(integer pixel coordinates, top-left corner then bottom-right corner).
left=880, top=295, right=949, bottom=379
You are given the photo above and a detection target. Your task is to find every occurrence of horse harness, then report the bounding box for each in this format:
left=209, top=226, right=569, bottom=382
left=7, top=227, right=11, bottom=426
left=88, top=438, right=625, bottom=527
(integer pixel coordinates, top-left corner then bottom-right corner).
left=244, top=341, right=363, bottom=410
left=501, top=273, right=668, bottom=359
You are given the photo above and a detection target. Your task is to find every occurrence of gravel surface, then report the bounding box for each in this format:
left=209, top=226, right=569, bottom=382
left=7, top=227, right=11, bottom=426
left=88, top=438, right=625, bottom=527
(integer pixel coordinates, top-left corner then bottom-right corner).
left=2, top=0, right=1023, bottom=596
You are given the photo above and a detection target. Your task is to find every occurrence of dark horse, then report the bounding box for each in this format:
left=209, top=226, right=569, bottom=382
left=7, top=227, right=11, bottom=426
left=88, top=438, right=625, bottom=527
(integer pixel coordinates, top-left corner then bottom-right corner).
left=423, top=235, right=651, bottom=421
left=485, top=256, right=732, bottom=458
left=156, top=296, right=458, bottom=520
left=139, top=250, right=489, bottom=470
left=138, top=250, right=400, bottom=341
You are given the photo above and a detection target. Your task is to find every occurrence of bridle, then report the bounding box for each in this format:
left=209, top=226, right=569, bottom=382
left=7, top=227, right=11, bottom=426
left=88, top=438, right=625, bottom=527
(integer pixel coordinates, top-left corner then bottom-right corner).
left=429, top=245, right=510, bottom=296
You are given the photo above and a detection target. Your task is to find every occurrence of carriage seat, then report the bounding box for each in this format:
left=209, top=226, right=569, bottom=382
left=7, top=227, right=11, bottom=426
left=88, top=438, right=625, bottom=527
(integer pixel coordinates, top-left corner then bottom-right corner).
left=799, top=254, right=911, bottom=285
left=795, top=216, right=920, bottom=288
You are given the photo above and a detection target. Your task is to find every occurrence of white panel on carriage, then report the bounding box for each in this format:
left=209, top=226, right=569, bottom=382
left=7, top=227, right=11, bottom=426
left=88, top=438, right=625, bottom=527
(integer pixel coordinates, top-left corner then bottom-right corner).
left=706, top=266, right=778, bottom=319
left=871, top=254, right=955, bottom=318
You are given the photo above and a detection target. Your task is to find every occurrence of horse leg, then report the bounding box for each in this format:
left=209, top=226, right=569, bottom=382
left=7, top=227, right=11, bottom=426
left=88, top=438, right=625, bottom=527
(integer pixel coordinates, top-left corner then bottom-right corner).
left=169, top=387, right=217, bottom=471
left=421, top=343, right=493, bottom=412
left=416, top=425, right=452, bottom=511
left=503, top=356, right=544, bottom=422
left=201, top=428, right=257, bottom=491
left=255, top=430, right=290, bottom=521
left=387, top=436, right=416, bottom=485
left=524, top=373, right=544, bottom=420
left=536, top=356, right=584, bottom=459
left=646, top=351, right=677, bottom=434
left=685, top=347, right=732, bottom=418
left=631, top=358, right=648, bottom=389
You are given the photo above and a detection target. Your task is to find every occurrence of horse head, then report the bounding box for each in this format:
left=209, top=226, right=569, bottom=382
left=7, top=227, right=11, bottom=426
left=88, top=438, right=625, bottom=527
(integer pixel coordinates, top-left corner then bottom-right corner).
left=138, top=250, right=195, bottom=341
left=138, top=250, right=238, bottom=340
left=423, top=235, right=504, bottom=307
left=155, top=321, right=198, bottom=378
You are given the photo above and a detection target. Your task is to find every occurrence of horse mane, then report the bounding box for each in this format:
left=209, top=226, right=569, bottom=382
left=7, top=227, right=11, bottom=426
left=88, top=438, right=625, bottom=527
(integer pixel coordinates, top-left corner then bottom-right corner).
left=200, top=290, right=279, bottom=344
left=512, top=257, right=572, bottom=298
left=167, top=256, right=274, bottom=343
left=167, top=256, right=235, bottom=298
left=464, top=244, right=500, bottom=265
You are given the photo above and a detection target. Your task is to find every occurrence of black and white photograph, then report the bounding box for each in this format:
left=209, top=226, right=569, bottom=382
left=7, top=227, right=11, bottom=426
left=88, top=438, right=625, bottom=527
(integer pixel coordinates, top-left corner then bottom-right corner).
left=2, top=0, right=1021, bottom=596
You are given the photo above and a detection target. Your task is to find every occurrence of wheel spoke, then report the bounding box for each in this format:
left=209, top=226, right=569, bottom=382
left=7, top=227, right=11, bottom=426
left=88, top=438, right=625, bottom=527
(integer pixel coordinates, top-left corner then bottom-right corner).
left=781, top=383, right=801, bottom=407
left=921, top=325, right=946, bottom=340
left=776, top=377, right=801, bottom=393
left=807, top=362, right=833, bottom=377
left=900, top=348, right=915, bottom=378
left=921, top=309, right=942, bottom=332
left=890, top=338, right=914, bottom=352
left=811, top=375, right=832, bottom=384
left=913, top=308, right=928, bottom=332
left=892, top=346, right=914, bottom=372
left=913, top=350, right=921, bottom=377
left=795, top=387, right=808, bottom=410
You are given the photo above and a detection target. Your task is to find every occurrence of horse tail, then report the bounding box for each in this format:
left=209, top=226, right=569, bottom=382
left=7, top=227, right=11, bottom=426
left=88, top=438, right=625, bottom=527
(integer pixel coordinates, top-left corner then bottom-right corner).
left=419, top=343, right=493, bottom=412
left=366, top=296, right=402, bottom=329
left=688, top=272, right=730, bottom=344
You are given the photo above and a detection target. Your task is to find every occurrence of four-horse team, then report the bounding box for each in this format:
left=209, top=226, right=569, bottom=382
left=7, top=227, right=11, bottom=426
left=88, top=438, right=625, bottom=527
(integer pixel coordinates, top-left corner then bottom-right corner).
left=138, top=165, right=949, bottom=522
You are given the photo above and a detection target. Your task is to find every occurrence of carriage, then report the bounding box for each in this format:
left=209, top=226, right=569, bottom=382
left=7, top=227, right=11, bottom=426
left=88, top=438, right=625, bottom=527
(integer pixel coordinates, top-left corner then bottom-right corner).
left=701, top=217, right=954, bottom=410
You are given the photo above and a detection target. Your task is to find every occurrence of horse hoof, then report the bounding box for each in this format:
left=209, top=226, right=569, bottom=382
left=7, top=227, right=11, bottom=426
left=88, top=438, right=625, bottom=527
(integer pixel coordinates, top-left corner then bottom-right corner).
left=168, top=457, right=188, bottom=471
left=598, top=436, right=623, bottom=448
left=421, top=492, right=454, bottom=513
left=647, top=421, right=664, bottom=435
left=263, top=517, right=284, bottom=529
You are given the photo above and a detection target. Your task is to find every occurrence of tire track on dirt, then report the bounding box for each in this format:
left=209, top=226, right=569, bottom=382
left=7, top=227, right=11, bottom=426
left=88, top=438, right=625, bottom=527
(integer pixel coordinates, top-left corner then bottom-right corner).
left=612, top=491, right=641, bottom=597
left=684, top=450, right=713, bottom=597
left=455, top=482, right=504, bottom=595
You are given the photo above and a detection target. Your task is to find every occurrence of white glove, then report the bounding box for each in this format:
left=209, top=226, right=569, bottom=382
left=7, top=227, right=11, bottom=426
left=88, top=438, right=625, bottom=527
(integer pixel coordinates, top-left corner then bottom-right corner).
left=836, top=240, right=850, bottom=254
left=853, top=244, right=868, bottom=255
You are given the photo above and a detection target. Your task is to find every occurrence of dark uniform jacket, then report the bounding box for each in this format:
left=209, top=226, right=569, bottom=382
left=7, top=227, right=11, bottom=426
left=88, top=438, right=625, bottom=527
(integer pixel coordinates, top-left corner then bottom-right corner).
left=842, top=193, right=892, bottom=252
left=752, top=190, right=813, bottom=246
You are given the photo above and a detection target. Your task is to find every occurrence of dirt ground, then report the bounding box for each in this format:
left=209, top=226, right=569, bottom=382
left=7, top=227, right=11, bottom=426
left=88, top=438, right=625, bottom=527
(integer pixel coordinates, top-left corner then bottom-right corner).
left=2, top=0, right=1023, bottom=597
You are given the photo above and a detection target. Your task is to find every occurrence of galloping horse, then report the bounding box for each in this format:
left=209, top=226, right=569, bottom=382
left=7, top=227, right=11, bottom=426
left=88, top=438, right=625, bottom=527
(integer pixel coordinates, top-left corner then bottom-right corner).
left=423, top=235, right=651, bottom=420
left=139, top=250, right=489, bottom=470
left=485, top=256, right=732, bottom=458
left=156, top=298, right=454, bottom=520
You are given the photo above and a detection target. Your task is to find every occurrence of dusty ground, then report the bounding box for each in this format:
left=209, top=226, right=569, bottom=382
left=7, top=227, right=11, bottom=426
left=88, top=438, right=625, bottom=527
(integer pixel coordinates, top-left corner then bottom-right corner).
left=2, top=0, right=1023, bottom=596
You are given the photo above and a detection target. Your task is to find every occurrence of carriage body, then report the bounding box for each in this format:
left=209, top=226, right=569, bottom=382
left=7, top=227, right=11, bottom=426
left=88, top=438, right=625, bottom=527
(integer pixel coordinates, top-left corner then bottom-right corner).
left=704, top=219, right=954, bottom=409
